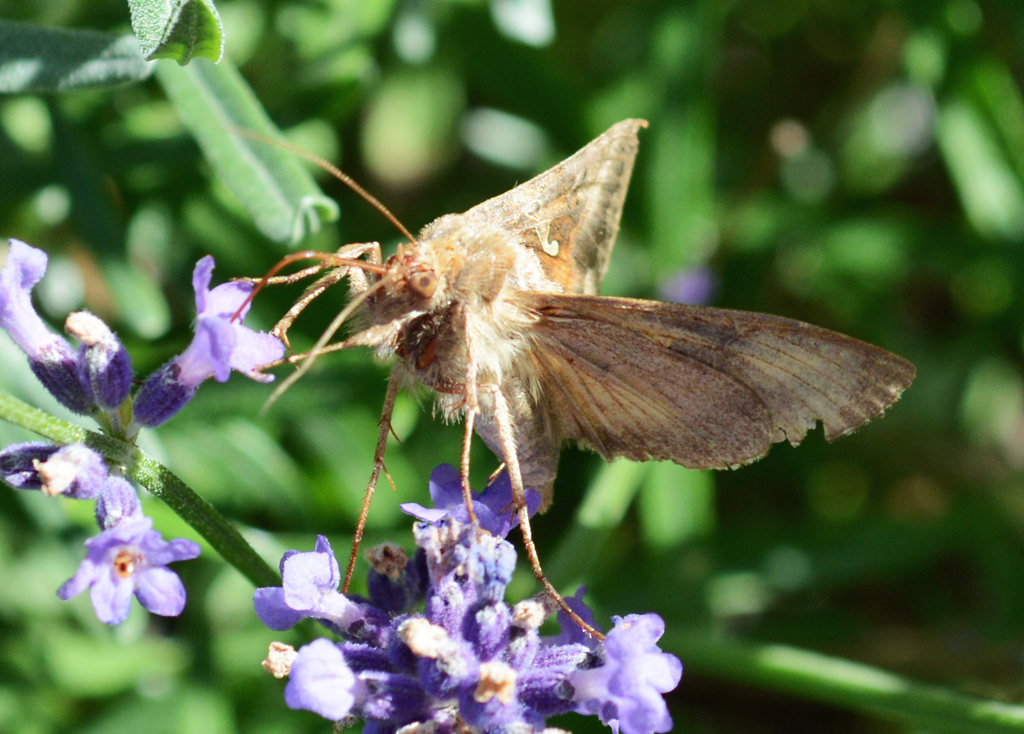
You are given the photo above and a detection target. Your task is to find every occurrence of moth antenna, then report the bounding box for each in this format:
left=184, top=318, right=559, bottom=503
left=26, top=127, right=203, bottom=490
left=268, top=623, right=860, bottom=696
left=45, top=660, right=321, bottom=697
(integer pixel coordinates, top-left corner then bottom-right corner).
left=261, top=275, right=390, bottom=411
left=233, top=127, right=417, bottom=244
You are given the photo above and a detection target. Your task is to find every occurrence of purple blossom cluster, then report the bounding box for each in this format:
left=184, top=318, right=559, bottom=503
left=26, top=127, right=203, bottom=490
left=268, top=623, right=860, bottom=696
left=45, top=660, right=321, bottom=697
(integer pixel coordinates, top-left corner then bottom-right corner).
left=255, top=466, right=682, bottom=734
left=0, top=239, right=285, bottom=623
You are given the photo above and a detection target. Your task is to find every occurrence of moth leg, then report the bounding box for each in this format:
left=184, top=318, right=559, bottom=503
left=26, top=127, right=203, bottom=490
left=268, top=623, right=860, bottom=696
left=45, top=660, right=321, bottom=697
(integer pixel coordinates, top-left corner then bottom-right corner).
left=343, top=369, right=401, bottom=593
left=236, top=262, right=328, bottom=286
left=486, top=463, right=506, bottom=485
left=273, top=242, right=382, bottom=350
left=488, top=386, right=604, bottom=640
left=459, top=310, right=479, bottom=525
left=340, top=241, right=383, bottom=294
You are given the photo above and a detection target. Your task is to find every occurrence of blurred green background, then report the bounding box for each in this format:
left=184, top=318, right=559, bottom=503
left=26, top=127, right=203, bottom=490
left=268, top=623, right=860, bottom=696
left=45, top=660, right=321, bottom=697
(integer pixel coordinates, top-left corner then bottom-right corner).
left=3, top=0, right=1024, bottom=732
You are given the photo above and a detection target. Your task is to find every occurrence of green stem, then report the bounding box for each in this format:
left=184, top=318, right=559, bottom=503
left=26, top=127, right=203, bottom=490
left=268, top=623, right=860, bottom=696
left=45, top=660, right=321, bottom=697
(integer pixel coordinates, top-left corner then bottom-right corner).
left=0, top=390, right=278, bottom=588
left=0, top=390, right=91, bottom=445
left=669, top=629, right=1024, bottom=734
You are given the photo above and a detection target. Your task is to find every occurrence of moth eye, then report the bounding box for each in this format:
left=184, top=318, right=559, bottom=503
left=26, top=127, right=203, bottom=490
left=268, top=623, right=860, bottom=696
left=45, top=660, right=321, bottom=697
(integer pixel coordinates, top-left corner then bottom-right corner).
left=411, top=271, right=438, bottom=298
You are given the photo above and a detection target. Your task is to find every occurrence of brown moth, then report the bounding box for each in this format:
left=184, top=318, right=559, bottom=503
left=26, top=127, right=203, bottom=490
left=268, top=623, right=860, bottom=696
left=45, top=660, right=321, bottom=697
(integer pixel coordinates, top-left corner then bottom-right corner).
left=268, top=119, right=915, bottom=635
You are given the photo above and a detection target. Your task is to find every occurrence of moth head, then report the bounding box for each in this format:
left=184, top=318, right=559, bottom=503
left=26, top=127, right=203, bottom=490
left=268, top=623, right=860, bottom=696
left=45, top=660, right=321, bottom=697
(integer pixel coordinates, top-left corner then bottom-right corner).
left=409, top=268, right=438, bottom=299
left=385, top=244, right=443, bottom=307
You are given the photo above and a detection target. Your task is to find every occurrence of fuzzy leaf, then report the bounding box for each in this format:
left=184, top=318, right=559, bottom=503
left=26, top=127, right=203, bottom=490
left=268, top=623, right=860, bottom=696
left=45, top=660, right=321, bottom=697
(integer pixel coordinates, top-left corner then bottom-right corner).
left=156, top=58, right=339, bottom=244
left=0, top=21, right=153, bottom=93
left=128, top=0, right=225, bottom=64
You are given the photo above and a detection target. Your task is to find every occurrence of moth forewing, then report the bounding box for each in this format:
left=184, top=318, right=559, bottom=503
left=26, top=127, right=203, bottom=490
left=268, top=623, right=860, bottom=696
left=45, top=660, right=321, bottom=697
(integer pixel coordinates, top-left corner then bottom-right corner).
left=455, top=118, right=648, bottom=296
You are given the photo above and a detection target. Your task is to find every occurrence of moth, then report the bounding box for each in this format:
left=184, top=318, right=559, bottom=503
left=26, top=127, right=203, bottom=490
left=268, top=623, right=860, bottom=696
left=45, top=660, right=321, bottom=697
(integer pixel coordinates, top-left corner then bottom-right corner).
left=266, top=119, right=915, bottom=636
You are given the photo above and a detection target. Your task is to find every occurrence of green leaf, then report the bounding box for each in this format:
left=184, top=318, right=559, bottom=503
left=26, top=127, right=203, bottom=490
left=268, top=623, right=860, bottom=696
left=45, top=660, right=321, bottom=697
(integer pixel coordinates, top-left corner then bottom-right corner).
left=647, top=104, right=718, bottom=270
left=638, top=463, right=715, bottom=549
left=156, top=58, right=339, bottom=244
left=972, top=59, right=1024, bottom=185
left=937, top=98, right=1024, bottom=242
left=128, top=0, right=225, bottom=64
left=0, top=21, right=153, bottom=93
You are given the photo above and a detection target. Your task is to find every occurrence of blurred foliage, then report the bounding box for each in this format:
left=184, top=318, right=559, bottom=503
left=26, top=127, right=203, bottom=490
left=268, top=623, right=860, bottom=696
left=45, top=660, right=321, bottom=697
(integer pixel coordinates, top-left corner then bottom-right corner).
left=3, top=0, right=1024, bottom=732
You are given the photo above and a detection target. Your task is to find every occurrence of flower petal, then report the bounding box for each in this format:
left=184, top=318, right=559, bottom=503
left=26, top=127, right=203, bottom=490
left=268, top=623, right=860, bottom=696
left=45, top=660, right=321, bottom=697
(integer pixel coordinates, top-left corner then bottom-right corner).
left=399, top=503, right=449, bottom=524
left=135, top=565, right=187, bottom=616
left=428, top=464, right=463, bottom=510
left=89, top=567, right=134, bottom=624
left=57, top=555, right=101, bottom=601
left=191, top=256, right=215, bottom=314
left=254, top=587, right=305, bottom=630
left=228, top=325, right=284, bottom=378
left=285, top=638, right=360, bottom=720
left=203, top=281, right=253, bottom=319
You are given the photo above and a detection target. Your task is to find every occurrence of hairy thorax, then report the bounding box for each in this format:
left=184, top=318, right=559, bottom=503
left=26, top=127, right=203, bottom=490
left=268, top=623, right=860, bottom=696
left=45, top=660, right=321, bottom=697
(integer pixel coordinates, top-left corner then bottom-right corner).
left=367, top=219, right=550, bottom=421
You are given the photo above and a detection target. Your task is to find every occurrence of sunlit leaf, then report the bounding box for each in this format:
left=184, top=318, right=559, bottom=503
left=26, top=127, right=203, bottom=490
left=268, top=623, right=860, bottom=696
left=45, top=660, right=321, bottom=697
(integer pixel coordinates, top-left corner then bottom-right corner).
left=937, top=99, right=1024, bottom=242
left=128, top=0, right=225, bottom=64
left=972, top=59, right=1024, bottom=185
left=156, top=58, right=339, bottom=244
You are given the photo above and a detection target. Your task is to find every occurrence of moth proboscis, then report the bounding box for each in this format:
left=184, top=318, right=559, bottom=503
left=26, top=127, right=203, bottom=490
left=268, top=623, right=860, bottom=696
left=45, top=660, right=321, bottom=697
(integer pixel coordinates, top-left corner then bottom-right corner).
left=254, top=119, right=916, bottom=640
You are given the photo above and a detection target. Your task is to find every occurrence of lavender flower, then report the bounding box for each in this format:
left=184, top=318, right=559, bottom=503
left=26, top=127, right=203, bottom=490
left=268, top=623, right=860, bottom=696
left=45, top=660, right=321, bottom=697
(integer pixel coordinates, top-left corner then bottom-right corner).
left=365, top=541, right=428, bottom=614
left=0, top=441, right=60, bottom=489
left=401, top=464, right=542, bottom=538
left=0, top=240, right=92, bottom=413
left=0, top=441, right=108, bottom=499
left=658, top=266, right=719, bottom=306
left=285, top=638, right=365, bottom=720
left=65, top=310, right=132, bottom=413
left=0, top=244, right=267, bottom=627
left=57, top=515, right=201, bottom=624
left=256, top=475, right=681, bottom=734
left=571, top=615, right=682, bottom=734
left=254, top=535, right=391, bottom=643
left=133, top=256, right=284, bottom=427
left=95, top=476, right=143, bottom=529
left=552, top=586, right=600, bottom=648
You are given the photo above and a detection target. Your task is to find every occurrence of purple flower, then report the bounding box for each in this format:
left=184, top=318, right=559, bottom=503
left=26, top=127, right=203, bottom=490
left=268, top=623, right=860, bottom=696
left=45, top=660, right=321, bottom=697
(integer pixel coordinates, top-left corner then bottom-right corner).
left=254, top=536, right=383, bottom=639
left=658, top=266, right=719, bottom=306
left=553, top=586, right=601, bottom=648
left=0, top=240, right=92, bottom=413
left=0, top=441, right=59, bottom=489
left=365, top=541, right=428, bottom=614
left=95, top=476, right=143, bottom=529
left=65, top=310, right=132, bottom=413
left=133, top=256, right=285, bottom=427
left=57, top=515, right=201, bottom=624
left=285, top=638, right=365, bottom=720
left=400, top=464, right=542, bottom=538
left=259, top=482, right=682, bottom=734
left=570, top=615, right=683, bottom=734
left=0, top=441, right=107, bottom=499
left=183, top=256, right=285, bottom=384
